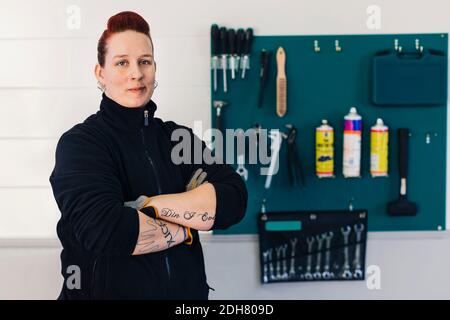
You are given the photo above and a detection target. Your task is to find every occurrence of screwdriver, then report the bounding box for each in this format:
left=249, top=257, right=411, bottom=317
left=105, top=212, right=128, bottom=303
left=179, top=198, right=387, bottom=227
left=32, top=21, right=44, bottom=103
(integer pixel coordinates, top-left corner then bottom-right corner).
left=210, top=24, right=220, bottom=92
left=241, top=28, right=253, bottom=79
left=236, top=29, right=245, bottom=78
left=257, top=49, right=271, bottom=108
left=219, top=27, right=228, bottom=92
left=227, top=29, right=237, bottom=80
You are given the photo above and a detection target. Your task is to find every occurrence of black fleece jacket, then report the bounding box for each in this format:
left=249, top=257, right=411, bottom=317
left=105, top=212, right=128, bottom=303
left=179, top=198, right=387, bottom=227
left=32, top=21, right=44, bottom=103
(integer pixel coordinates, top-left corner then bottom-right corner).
left=49, top=93, right=247, bottom=300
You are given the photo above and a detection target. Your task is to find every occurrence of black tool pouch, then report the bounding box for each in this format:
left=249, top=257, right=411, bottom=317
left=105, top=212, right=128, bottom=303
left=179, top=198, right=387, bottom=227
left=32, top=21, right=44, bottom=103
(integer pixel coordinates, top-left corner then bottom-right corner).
left=258, top=210, right=368, bottom=283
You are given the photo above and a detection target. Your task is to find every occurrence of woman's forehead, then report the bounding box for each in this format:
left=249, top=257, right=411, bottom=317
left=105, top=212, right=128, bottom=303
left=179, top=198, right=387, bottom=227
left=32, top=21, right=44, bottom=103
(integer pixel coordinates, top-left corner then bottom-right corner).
left=106, top=30, right=153, bottom=57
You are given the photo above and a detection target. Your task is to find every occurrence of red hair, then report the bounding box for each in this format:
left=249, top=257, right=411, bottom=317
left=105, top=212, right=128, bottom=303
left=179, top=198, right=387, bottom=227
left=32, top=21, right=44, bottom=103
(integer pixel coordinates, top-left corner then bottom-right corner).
left=97, top=11, right=154, bottom=67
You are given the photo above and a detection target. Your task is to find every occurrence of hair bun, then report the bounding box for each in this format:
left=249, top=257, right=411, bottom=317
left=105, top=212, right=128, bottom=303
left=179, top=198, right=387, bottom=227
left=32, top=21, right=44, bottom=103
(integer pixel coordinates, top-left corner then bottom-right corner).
left=97, top=11, right=153, bottom=67
left=106, top=11, right=150, bottom=34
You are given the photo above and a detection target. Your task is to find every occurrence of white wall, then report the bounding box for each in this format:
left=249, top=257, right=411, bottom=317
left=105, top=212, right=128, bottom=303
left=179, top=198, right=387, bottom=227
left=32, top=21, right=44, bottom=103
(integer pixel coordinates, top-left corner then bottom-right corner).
left=0, top=0, right=450, bottom=299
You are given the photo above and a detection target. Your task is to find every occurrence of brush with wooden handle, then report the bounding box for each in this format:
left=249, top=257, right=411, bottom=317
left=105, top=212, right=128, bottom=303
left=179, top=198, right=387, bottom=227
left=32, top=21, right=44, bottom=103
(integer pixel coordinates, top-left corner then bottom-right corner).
left=276, top=47, right=287, bottom=117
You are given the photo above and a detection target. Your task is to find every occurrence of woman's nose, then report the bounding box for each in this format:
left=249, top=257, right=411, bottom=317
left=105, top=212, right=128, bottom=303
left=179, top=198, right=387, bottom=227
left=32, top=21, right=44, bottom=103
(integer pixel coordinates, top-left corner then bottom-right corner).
left=129, top=62, right=144, bottom=79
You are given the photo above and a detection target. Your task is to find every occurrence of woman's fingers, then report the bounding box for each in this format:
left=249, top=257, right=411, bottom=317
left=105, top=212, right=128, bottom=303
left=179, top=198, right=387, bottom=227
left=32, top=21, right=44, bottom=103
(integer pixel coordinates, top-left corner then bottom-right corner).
left=197, top=171, right=207, bottom=186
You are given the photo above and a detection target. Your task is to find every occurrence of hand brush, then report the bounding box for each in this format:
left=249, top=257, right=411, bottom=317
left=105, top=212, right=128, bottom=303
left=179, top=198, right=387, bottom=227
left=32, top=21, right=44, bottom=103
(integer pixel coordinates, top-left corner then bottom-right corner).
left=276, top=47, right=287, bottom=117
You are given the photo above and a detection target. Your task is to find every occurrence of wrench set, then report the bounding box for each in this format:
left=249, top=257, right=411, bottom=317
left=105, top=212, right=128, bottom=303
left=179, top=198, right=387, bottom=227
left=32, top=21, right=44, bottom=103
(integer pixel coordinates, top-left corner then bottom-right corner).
left=258, top=210, right=367, bottom=283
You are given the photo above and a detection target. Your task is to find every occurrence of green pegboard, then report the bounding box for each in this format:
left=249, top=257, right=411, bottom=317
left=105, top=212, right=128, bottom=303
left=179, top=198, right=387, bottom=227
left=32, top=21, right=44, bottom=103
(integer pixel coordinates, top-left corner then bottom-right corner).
left=211, top=33, right=447, bottom=234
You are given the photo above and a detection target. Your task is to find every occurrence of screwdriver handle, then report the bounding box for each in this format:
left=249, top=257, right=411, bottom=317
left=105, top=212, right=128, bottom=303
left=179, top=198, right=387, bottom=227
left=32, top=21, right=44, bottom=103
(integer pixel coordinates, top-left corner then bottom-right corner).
left=219, top=27, right=228, bottom=55
left=257, top=50, right=271, bottom=108
left=236, top=29, right=245, bottom=55
left=261, top=50, right=270, bottom=74
left=244, top=28, right=253, bottom=54
left=227, top=29, right=236, bottom=55
left=216, top=110, right=222, bottom=132
left=398, top=128, right=409, bottom=180
left=211, top=24, right=220, bottom=56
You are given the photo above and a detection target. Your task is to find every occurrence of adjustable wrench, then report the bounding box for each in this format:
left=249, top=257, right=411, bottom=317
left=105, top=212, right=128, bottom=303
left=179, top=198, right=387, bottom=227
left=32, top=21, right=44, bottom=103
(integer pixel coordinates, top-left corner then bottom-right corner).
left=235, top=130, right=248, bottom=180
left=236, top=154, right=248, bottom=181
left=264, top=130, right=283, bottom=189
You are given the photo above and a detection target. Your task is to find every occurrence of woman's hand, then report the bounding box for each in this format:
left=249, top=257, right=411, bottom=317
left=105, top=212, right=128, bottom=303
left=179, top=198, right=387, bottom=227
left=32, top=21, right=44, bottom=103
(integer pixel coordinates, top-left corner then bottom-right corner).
left=132, top=211, right=192, bottom=255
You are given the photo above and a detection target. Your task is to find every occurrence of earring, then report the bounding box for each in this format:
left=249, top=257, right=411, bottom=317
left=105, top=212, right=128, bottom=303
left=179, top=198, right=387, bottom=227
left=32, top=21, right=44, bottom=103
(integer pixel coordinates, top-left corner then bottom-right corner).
left=97, top=81, right=105, bottom=92
left=153, top=80, right=158, bottom=89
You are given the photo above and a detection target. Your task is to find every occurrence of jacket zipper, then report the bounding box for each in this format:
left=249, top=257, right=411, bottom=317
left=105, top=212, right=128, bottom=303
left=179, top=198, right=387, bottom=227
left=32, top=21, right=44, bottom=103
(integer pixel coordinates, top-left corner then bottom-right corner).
left=141, top=112, right=171, bottom=287
left=141, top=124, right=162, bottom=194
left=90, top=257, right=98, bottom=299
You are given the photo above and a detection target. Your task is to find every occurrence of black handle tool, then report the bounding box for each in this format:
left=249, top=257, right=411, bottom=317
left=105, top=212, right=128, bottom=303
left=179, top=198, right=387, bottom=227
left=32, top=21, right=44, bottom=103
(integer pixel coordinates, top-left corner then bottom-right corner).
left=387, top=128, right=418, bottom=216
left=286, top=125, right=306, bottom=188
left=213, top=100, right=228, bottom=133
left=236, top=28, right=245, bottom=77
left=227, top=28, right=236, bottom=79
left=241, top=28, right=253, bottom=79
left=219, top=27, right=228, bottom=92
left=211, top=24, right=220, bottom=92
left=257, top=49, right=271, bottom=108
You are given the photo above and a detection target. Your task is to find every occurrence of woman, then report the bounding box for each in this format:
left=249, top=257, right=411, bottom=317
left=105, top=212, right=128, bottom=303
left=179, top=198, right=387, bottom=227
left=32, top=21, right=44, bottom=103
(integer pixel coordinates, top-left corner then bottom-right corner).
left=49, top=11, right=247, bottom=300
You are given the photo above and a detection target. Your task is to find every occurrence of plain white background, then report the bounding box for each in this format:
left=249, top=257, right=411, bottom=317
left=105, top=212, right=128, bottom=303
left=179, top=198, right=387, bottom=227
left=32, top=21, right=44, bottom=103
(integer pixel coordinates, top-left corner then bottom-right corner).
left=0, top=0, right=449, bottom=299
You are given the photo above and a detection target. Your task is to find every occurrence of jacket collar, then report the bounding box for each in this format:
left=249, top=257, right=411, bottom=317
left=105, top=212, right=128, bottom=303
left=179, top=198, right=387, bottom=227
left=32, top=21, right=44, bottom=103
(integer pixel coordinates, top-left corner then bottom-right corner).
left=99, top=92, right=157, bottom=132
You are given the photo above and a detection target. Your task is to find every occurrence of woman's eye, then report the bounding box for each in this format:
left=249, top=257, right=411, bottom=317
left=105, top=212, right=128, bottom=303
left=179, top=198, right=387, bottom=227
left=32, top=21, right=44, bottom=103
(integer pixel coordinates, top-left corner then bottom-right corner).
left=116, top=60, right=127, bottom=66
left=140, top=60, right=152, bottom=65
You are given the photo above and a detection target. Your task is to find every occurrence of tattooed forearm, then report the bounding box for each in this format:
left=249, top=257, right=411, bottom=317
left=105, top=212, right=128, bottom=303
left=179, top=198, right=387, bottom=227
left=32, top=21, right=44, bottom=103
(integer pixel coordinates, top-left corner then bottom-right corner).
left=155, top=206, right=216, bottom=231
left=135, top=229, right=160, bottom=253
left=200, top=212, right=215, bottom=222
left=183, top=211, right=196, bottom=220
left=154, top=218, right=176, bottom=248
left=160, top=208, right=180, bottom=219
left=163, top=208, right=215, bottom=223
left=132, top=212, right=189, bottom=256
left=144, top=182, right=217, bottom=231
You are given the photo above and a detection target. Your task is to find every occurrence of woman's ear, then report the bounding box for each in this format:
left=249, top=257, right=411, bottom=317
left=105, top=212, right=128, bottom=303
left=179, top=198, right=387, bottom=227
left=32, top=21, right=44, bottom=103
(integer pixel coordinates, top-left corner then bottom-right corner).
left=94, top=64, right=104, bottom=83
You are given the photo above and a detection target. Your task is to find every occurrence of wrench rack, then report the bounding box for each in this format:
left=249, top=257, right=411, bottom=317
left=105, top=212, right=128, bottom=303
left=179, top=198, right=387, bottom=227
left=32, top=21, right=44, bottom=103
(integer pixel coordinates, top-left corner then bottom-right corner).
left=258, top=210, right=368, bottom=283
left=211, top=33, right=447, bottom=235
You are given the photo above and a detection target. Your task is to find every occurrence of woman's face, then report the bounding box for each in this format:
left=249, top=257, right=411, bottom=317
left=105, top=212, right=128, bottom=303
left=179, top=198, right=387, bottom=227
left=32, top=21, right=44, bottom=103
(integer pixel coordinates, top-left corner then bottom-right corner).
left=95, top=30, right=156, bottom=108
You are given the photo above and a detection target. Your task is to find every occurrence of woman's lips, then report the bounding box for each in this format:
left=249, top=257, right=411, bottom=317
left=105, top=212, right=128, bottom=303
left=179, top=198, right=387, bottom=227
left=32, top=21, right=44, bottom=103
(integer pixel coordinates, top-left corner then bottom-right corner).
left=128, top=87, right=146, bottom=93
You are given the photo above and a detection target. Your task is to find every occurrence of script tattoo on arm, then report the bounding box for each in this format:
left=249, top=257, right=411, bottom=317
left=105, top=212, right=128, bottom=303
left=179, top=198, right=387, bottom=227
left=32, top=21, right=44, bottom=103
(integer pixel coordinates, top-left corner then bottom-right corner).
left=146, top=182, right=217, bottom=231
left=162, top=208, right=216, bottom=224
left=135, top=219, right=159, bottom=254
left=183, top=211, right=196, bottom=220
left=154, top=218, right=176, bottom=248
left=133, top=214, right=189, bottom=255
left=160, top=208, right=180, bottom=219
left=199, top=212, right=215, bottom=222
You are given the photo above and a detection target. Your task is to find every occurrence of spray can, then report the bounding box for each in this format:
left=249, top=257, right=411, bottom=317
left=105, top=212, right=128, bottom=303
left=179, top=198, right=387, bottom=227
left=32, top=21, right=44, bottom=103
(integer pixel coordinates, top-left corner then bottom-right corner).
left=316, top=120, right=334, bottom=178
left=370, top=118, right=389, bottom=177
left=343, top=107, right=362, bottom=178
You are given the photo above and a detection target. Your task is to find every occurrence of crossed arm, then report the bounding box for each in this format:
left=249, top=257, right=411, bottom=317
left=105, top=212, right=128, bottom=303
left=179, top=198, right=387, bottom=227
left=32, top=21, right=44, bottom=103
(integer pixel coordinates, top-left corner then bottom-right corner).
left=50, top=129, right=246, bottom=258
left=131, top=183, right=217, bottom=256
